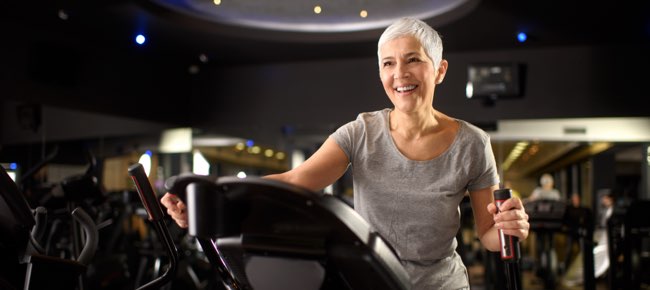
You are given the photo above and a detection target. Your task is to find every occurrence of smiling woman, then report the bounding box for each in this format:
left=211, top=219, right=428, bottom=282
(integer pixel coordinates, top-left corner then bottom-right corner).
left=148, top=0, right=479, bottom=37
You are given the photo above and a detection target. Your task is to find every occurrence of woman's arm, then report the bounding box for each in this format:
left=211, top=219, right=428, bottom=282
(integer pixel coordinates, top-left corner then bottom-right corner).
left=161, top=136, right=350, bottom=228
left=470, top=185, right=530, bottom=252
left=265, top=137, right=350, bottom=192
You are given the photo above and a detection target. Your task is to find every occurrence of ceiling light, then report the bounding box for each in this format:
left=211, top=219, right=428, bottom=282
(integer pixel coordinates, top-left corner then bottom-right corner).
left=159, top=128, right=192, bottom=153
left=360, top=10, right=368, bottom=18
left=199, top=53, right=209, bottom=63
left=151, top=0, right=478, bottom=34
left=193, top=135, right=246, bottom=147
left=517, top=32, right=527, bottom=43
left=501, top=141, right=529, bottom=171
left=249, top=146, right=261, bottom=154
left=58, top=9, right=69, bottom=20
left=135, top=34, right=146, bottom=45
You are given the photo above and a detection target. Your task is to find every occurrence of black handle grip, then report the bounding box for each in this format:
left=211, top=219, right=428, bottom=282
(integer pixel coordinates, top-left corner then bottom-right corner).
left=494, top=188, right=521, bottom=262
left=128, top=163, right=164, bottom=221
left=128, top=163, right=180, bottom=290
left=164, top=173, right=216, bottom=199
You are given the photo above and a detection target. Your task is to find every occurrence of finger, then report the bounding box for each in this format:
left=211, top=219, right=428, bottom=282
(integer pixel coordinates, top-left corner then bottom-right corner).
left=495, top=209, right=528, bottom=222
left=174, top=213, right=189, bottom=228
left=168, top=210, right=188, bottom=226
left=168, top=205, right=186, bottom=216
left=486, top=203, right=497, bottom=215
left=499, top=219, right=529, bottom=239
left=167, top=194, right=181, bottom=203
left=498, top=197, right=524, bottom=211
left=495, top=219, right=530, bottom=237
left=167, top=209, right=177, bottom=219
left=500, top=217, right=530, bottom=229
left=160, top=193, right=177, bottom=208
left=165, top=203, right=188, bottom=222
left=500, top=228, right=529, bottom=240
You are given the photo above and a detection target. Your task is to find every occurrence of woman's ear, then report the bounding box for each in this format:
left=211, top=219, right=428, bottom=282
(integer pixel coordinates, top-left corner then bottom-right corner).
left=435, top=59, right=449, bottom=84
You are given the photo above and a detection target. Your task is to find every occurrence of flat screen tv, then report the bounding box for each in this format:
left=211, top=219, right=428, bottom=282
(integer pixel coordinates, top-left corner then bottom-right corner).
left=466, top=63, right=524, bottom=103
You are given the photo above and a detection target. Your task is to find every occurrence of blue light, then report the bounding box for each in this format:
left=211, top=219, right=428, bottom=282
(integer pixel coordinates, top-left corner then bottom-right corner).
left=135, top=34, right=146, bottom=45
left=9, top=163, right=17, bottom=170
left=517, top=32, right=527, bottom=43
left=145, top=150, right=152, bottom=156
left=246, top=140, right=254, bottom=147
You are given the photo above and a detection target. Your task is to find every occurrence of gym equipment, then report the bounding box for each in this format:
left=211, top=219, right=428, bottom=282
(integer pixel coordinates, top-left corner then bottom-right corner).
left=140, top=169, right=412, bottom=290
left=0, top=163, right=98, bottom=290
left=622, top=200, right=650, bottom=289
left=128, top=163, right=180, bottom=290
left=607, top=200, right=650, bottom=290
left=494, top=189, right=522, bottom=290
left=526, top=199, right=595, bottom=290
left=526, top=199, right=566, bottom=289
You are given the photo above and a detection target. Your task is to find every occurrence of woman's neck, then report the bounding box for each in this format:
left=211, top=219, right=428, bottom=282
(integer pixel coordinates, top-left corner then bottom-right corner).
left=389, top=108, right=443, bottom=140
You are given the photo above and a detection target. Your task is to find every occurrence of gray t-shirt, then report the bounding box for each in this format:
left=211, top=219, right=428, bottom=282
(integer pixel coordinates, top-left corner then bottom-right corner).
left=331, top=109, right=499, bottom=289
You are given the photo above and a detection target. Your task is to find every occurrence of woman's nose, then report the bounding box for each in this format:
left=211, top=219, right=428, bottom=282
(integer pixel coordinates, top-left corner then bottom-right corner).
left=393, top=73, right=410, bottom=79
left=393, top=64, right=409, bottom=79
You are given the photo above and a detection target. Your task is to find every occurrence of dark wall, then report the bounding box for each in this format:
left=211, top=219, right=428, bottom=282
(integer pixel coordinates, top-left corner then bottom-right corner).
left=188, top=44, right=650, bottom=146
left=2, top=41, right=648, bottom=147
left=0, top=36, right=194, bottom=126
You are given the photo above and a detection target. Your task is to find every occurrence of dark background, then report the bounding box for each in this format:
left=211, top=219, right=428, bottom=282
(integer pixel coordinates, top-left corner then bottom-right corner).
left=1, top=0, right=649, bottom=147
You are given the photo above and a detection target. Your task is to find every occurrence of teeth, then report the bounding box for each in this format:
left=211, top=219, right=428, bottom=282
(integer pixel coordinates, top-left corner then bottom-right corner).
left=396, top=85, right=416, bottom=92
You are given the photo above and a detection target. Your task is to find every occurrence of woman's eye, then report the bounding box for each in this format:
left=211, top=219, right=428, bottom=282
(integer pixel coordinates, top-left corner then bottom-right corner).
left=383, top=61, right=393, bottom=67
left=408, top=58, right=420, bottom=63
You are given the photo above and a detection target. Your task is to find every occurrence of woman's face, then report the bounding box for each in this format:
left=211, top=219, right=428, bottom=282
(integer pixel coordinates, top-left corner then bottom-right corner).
left=379, top=36, right=447, bottom=114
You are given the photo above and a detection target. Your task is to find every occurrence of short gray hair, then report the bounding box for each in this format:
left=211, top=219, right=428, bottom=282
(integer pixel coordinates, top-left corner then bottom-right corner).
left=377, top=17, right=443, bottom=69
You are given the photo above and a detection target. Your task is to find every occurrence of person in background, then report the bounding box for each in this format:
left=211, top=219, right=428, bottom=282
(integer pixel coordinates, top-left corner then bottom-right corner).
left=570, top=192, right=581, bottom=208
left=562, top=193, right=615, bottom=286
left=524, top=173, right=562, bottom=282
left=562, top=192, right=584, bottom=273
left=526, top=173, right=561, bottom=202
left=161, top=17, right=530, bottom=290
left=598, top=193, right=614, bottom=230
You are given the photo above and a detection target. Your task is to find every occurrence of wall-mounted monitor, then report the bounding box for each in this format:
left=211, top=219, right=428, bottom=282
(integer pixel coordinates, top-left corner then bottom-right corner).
left=466, top=63, right=524, bottom=105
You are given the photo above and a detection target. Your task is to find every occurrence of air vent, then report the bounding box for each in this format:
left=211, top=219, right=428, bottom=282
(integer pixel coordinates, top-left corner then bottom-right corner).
left=563, top=127, right=587, bottom=134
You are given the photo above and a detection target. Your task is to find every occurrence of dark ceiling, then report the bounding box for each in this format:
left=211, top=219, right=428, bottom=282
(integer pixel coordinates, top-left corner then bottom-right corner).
left=5, top=1, right=649, bottom=68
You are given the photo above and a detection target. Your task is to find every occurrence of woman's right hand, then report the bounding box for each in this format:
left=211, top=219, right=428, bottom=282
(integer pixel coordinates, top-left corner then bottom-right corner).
left=160, top=193, right=188, bottom=228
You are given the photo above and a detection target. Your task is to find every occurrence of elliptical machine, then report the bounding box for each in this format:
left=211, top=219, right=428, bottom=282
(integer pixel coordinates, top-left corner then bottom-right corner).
left=0, top=163, right=98, bottom=290
left=128, top=163, right=412, bottom=290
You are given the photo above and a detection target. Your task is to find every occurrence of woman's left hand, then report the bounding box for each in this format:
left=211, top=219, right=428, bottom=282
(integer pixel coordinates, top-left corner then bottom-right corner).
left=487, top=197, right=530, bottom=240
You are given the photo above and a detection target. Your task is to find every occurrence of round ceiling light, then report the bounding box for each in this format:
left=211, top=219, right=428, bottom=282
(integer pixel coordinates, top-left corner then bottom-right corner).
left=150, top=0, right=480, bottom=34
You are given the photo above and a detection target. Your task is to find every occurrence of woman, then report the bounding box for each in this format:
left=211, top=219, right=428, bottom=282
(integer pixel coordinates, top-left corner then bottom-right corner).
left=161, top=17, right=529, bottom=289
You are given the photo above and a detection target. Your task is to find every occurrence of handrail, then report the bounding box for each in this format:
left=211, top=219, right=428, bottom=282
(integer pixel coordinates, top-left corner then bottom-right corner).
left=128, top=163, right=179, bottom=290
